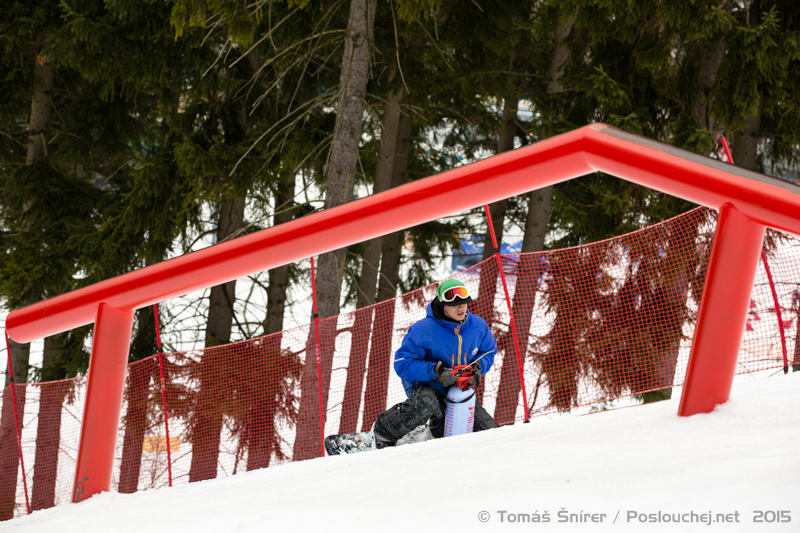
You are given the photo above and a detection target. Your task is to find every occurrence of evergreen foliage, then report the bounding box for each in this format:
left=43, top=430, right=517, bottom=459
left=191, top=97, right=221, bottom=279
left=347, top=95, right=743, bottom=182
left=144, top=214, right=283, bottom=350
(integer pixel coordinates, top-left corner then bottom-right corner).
left=0, top=1, right=799, bottom=500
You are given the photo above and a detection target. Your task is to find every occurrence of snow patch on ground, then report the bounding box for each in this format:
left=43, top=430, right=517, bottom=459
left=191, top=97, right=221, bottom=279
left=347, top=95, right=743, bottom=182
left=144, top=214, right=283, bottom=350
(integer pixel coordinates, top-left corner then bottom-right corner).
left=8, top=373, right=799, bottom=532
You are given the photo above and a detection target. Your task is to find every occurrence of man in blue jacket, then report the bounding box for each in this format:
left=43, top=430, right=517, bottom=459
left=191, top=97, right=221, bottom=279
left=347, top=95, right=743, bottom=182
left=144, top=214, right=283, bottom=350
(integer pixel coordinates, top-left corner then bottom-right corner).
left=371, top=278, right=499, bottom=448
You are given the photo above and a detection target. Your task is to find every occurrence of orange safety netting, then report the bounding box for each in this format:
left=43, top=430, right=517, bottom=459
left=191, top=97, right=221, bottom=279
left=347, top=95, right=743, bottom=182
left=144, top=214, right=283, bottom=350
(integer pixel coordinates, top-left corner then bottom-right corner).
left=2, top=206, right=799, bottom=519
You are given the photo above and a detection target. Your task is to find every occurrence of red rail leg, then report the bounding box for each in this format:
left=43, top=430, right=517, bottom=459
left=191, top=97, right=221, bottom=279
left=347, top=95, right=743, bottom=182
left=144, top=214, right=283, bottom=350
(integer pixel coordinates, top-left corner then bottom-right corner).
left=73, top=303, right=134, bottom=502
left=678, top=204, right=765, bottom=416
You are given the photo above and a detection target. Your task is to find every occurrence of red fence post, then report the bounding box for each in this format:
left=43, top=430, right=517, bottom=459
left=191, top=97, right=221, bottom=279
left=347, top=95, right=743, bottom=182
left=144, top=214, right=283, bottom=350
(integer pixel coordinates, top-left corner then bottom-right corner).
left=678, top=204, right=765, bottom=416
left=760, top=251, right=789, bottom=374
left=720, top=137, right=733, bottom=165
left=483, top=205, right=531, bottom=422
left=3, top=332, right=30, bottom=515
left=152, top=304, right=173, bottom=486
left=309, top=257, right=326, bottom=457
left=72, top=303, right=134, bottom=502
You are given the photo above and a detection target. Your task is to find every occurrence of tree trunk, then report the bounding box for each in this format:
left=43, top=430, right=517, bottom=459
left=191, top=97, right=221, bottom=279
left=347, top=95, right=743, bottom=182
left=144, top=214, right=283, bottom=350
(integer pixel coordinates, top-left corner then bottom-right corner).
left=361, top=299, right=396, bottom=431
left=189, top=195, right=246, bottom=482
left=694, top=1, right=730, bottom=132
left=492, top=15, right=572, bottom=421
left=261, top=170, right=296, bottom=395
left=639, top=217, right=700, bottom=403
left=0, top=384, right=25, bottom=520
left=12, top=35, right=54, bottom=385
left=527, top=10, right=572, bottom=251
left=637, top=20, right=730, bottom=402
left=245, top=172, right=296, bottom=471
left=27, top=37, right=55, bottom=165
left=694, top=45, right=724, bottom=132
left=527, top=10, right=572, bottom=249
left=314, top=0, right=378, bottom=320
left=264, top=171, right=296, bottom=337
left=493, top=181, right=552, bottom=421
left=480, top=99, right=518, bottom=260
left=338, top=310, right=372, bottom=434
left=30, top=336, right=69, bottom=509
left=205, top=196, right=247, bottom=346
left=375, top=104, right=413, bottom=303
left=357, top=84, right=406, bottom=309
left=0, top=38, right=55, bottom=519
left=3, top=341, right=29, bottom=390
left=264, top=261, right=290, bottom=336
left=117, top=358, right=156, bottom=493
left=471, top=99, right=519, bottom=405
left=339, top=86, right=406, bottom=434
left=293, top=0, right=377, bottom=460
left=731, top=108, right=761, bottom=172
left=359, top=104, right=414, bottom=429
left=117, top=295, right=161, bottom=492
left=31, top=383, right=67, bottom=511
left=474, top=98, right=519, bottom=333
left=243, top=339, right=286, bottom=472
left=243, top=368, right=278, bottom=471
left=545, top=16, right=574, bottom=95
left=493, top=253, right=545, bottom=423
left=522, top=188, right=553, bottom=255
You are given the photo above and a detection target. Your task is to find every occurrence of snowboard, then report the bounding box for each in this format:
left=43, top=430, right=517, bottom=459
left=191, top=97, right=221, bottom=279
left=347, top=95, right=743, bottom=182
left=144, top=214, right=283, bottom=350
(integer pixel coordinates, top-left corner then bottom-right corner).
left=324, top=425, right=435, bottom=456
left=324, top=431, right=376, bottom=455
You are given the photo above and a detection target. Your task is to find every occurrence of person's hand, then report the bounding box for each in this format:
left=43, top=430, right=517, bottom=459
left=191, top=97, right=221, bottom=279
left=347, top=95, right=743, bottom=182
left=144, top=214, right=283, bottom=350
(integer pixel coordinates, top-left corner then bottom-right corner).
left=468, top=361, right=482, bottom=389
left=435, top=362, right=457, bottom=387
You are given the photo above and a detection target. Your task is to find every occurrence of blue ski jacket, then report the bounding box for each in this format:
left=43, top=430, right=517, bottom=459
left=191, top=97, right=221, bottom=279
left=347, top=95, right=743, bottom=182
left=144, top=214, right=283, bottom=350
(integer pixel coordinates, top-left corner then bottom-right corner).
left=393, top=302, right=497, bottom=397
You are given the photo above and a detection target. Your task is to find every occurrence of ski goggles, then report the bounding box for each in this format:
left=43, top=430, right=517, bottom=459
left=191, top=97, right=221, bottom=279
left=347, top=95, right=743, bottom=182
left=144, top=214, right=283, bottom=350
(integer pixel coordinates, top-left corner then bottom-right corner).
left=441, top=285, right=470, bottom=303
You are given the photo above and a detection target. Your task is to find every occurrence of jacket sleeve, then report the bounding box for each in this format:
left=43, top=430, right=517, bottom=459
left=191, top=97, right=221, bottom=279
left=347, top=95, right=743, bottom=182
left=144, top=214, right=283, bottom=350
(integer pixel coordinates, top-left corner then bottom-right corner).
left=393, top=326, right=437, bottom=385
left=472, top=322, right=497, bottom=375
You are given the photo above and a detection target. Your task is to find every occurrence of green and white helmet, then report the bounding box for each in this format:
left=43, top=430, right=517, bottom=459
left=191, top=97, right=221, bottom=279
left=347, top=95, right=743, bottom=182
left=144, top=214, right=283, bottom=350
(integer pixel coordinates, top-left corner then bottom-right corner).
left=437, top=279, right=473, bottom=306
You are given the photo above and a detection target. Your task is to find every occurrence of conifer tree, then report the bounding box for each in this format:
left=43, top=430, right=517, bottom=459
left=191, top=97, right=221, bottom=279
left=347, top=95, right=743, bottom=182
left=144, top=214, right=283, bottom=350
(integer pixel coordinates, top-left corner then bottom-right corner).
left=50, top=0, right=208, bottom=490
left=171, top=0, right=352, bottom=469
left=0, top=0, right=122, bottom=515
left=520, top=0, right=798, bottom=409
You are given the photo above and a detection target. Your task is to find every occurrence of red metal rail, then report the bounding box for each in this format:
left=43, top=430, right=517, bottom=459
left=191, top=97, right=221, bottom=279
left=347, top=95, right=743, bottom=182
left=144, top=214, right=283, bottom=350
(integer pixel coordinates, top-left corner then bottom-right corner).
left=6, top=123, right=800, bottom=503
left=9, top=125, right=800, bottom=344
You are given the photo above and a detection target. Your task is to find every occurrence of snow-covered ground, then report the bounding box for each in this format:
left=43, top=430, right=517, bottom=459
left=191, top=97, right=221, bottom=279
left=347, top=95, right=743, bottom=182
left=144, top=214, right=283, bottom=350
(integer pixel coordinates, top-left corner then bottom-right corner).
left=8, top=372, right=799, bottom=532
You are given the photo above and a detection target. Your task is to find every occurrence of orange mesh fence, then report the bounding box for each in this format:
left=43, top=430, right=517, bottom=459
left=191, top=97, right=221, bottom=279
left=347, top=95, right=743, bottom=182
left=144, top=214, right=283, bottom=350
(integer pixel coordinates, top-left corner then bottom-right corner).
left=2, top=206, right=800, bottom=519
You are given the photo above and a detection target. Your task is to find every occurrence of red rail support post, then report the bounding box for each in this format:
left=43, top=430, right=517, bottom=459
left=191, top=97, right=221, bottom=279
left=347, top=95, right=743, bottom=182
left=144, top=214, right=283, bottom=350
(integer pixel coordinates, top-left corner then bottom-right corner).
left=72, top=303, right=134, bottom=502
left=3, top=332, right=31, bottom=515
left=760, top=252, right=789, bottom=373
left=483, top=204, right=531, bottom=421
left=152, top=304, right=173, bottom=486
left=678, top=203, right=765, bottom=416
left=309, top=257, right=326, bottom=457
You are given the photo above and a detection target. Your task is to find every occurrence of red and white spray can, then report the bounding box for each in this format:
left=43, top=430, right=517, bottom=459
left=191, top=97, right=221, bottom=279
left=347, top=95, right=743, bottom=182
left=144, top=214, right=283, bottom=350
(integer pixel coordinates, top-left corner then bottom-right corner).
left=443, top=365, right=476, bottom=437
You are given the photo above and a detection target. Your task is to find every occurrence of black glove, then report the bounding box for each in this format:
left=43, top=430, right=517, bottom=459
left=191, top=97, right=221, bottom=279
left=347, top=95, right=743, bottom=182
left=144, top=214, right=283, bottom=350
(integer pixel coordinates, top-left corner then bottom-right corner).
left=469, top=361, right=482, bottom=389
left=435, top=362, right=457, bottom=387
